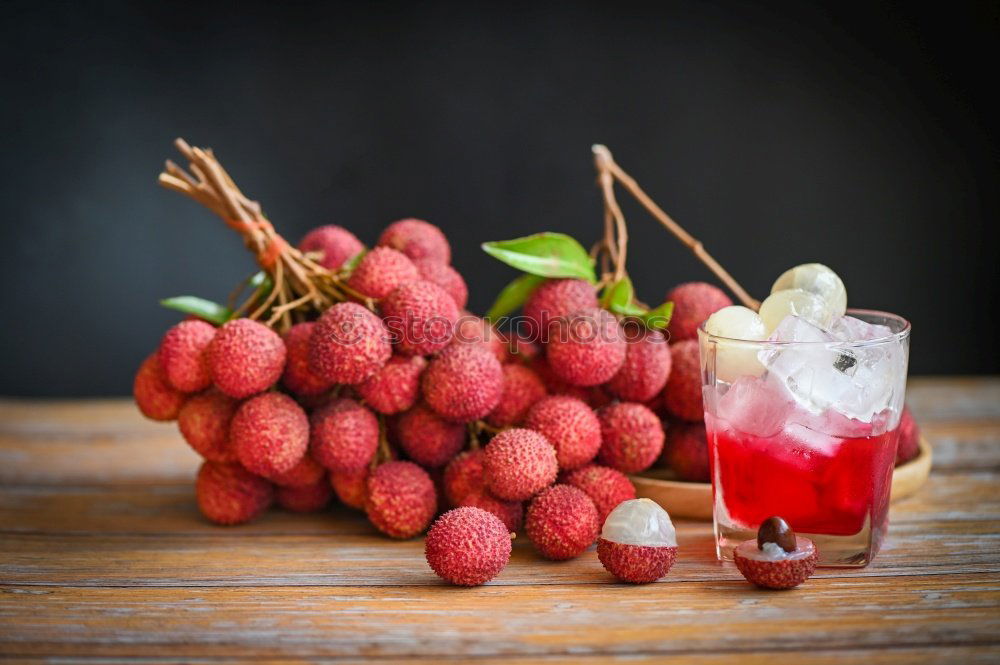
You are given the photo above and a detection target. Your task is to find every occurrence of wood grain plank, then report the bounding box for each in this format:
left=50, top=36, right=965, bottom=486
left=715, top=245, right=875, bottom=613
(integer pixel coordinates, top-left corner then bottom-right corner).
left=906, top=377, right=1000, bottom=422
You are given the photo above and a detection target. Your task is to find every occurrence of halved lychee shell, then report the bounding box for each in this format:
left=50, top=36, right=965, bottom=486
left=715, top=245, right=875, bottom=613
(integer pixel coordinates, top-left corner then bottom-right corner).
left=733, top=536, right=818, bottom=589
left=596, top=538, right=677, bottom=584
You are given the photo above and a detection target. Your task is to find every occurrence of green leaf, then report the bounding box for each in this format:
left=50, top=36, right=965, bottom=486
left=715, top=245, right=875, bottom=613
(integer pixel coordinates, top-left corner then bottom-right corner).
left=160, top=296, right=233, bottom=325
left=341, top=249, right=366, bottom=274
left=601, top=276, right=635, bottom=309
left=642, top=301, right=675, bottom=331
left=481, top=233, right=596, bottom=282
left=247, top=271, right=271, bottom=291
left=485, top=274, right=546, bottom=321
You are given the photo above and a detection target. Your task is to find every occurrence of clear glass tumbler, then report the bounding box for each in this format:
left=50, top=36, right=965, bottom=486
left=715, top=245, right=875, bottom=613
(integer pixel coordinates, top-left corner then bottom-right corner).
left=698, top=309, right=911, bottom=567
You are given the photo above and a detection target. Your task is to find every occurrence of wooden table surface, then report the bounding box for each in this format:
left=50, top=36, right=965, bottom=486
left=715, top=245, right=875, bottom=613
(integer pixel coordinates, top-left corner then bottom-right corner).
left=1, top=377, right=998, bottom=663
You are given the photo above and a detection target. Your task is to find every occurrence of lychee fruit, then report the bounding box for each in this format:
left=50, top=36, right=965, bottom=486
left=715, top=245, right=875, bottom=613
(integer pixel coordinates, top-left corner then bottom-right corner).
left=356, top=355, right=426, bottom=414
left=133, top=353, right=187, bottom=421
left=378, top=218, right=451, bottom=264
left=734, top=516, right=818, bottom=589
left=524, top=395, right=601, bottom=470
left=895, top=405, right=920, bottom=466
left=365, top=461, right=437, bottom=539
left=280, top=322, right=334, bottom=397
left=425, top=507, right=511, bottom=586
left=195, top=461, right=273, bottom=525
left=422, top=342, right=503, bottom=422
left=347, top=246, right=420, bottom=299
left=506, top=332, right=541, bottom=363
left=309, top=302, right=392, bottom=385
left=266, top=452, right=325, bottom=487
left=329, top=467, right=368, bottom=509
left=597, top=402, right=665, bottom=474
left=414, top=258, right=468, bottom=309
left=522, top=279, right=598, bottom=338
left=276, top=478, right=333, bottom=513
left=486, top=364, right=547, bottom=427
left=458, top=487, right=524, bottom=532
left=310, top=398, right=379, bottom=473
left=381, top=280, right=459, bottom=356
left=208, top=319, right=286, bottom=399
left=597, top=498, right=678, bottom=584
left=230, top=392, right=309, bottom=477
left=665, top=421, right=710, bottom=482
left=665, top=281, right=733, bottom=342
left=442, top=449, right=485, bottom=506
left=606, top=327, right=671, bottom=402
left=454, top=315, right=508, bottom=364
left=525, top=484, right=599, bottom=560
left=663, top=339, right=704, bottom=422
left=547, top=307, right=627, bottom=387
left=396, top=403, right=467, bottom=467
left=563, top=464, right=637, bottom=524
left=177, top=390, right=239, bottom=463
left=158, top=319, right=215, bottom=393
left=298, top=224, right=364, bottom=270
left=483, top=428, right=558, bottom=501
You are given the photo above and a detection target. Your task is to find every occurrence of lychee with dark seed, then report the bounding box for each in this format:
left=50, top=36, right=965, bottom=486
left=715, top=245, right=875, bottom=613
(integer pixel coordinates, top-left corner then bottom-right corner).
left=734, top=516, right=818, bottom=589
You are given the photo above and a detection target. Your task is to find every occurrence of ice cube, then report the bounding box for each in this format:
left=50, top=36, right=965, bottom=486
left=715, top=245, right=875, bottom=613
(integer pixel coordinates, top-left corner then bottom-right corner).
left=703, top=306, right=767, bottom=382
left=714, top=375, right=795, bottom=438
left=759, top=289, right=837, bottom=333
left=829, top=316, right=893, bottom=342
left=771, top=263, right=848, bottom=319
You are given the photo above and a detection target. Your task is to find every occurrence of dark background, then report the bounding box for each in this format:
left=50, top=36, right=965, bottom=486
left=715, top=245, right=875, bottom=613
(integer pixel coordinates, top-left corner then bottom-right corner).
left=2, top=1, right=997, bottom=397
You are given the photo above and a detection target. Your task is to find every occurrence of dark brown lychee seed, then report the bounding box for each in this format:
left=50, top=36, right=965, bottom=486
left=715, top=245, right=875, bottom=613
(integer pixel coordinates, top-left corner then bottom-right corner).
left=758, top=516, right=796, bottom=553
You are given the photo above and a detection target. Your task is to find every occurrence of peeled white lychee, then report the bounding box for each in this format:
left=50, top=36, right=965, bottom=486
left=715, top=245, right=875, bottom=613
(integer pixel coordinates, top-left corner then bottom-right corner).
left=702, top=306, right=768, bottom=382
left=771, top=263, right=847, bottom=320
left=758, top=288, right=837, bottom=333
left=596, top=498, right=677, bottom=584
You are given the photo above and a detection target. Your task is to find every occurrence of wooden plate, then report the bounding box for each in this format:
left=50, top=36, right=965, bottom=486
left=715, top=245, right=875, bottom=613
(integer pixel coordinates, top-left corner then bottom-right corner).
left=631, top=437, right=933, bottom=521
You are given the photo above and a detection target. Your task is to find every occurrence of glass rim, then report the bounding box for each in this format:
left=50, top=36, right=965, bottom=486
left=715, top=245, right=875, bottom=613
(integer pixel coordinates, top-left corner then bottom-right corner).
left=697, top=308, right=911, bottom=348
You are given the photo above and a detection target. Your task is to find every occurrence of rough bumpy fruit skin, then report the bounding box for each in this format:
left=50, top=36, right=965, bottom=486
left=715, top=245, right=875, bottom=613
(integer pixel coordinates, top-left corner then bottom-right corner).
left=347, top=246, right=420, bottom=299
left=378, top=218, right=451, bottom=264
left=564, top=464, right=637, bottom=524
left=177, top=391, right=239, bottom=463
left=396, top=403, right=466, bottom=467
left=483, top=429, right=558, bottom=501
left=281, top=323, right=334, bottom=397
left=329, top=467, right=368, bottom=509
left=195, top=461, right=273, bottom=525
left=458, top=487, right=524, bottom=532
left=425, top=507, right=511, bottom=586
left=665, top=421, right=710, bottom=482
left=381, top=280, right=459, bottom=356
left=422, top=342, right=503, bottom=422
left=454, top=315, right=508, bottom=364
left=525, top=484, right=599, bottom=560
left=663, top=340, right=704, bottom=422
left=895, top=405, right=920, bottom=465
left=606, top=328, right=671, bottom=402
left=597, top=403, right=665, bottom=474
left=267, top=452, right=325, bottom=487
left=665, top=282, right=733, bottom=342
left=158, top=320, right=215, bottom=393
left=310, top=398, right=379, bottom=473
left=365, top=461, right=437, bottom=539
left=507, top=333, right=541, bottom=364
left=309, top=302, right=392, bottom=385
left=276, top=479, right=333, bottom=513
left=523, top=279, right=598, bottom=337
left=133, top=353, right=187, bottom=421
left=231, top=392, right=309, bottom=477
left=547, top=308, right=627, bottom=387
left=298, top=224, right=364, bottom=270
left=486, top=364, right=547, bottom=427
left=524, top=395, right=601, bottom=471
left=356, top=355, right=426, bottom=414
left=414, top=259, right=468, bottom=309
left=208, top=319, right=287, bottom=399
left=597, top=540, right=677, bottom=584
left=443, top=449, right=485, bottom=506
left=734, top=537, right=818, bottom=589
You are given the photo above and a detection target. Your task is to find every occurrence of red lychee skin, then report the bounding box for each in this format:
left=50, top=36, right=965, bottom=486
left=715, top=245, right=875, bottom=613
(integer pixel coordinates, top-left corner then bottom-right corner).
left=522, top=279, right=598, bottom=338
left=525, top=484, right=599, bottom=560
left=425, top=507, right=511, bottom=586
left=177, top=391, right=239, bottom=463
left=524, top=395, right=601, bottom=471
left=195, top=461, right=273, bottom=525
left=309, top=302, right=392, bottom=385
left=158, top=320, right=216, bottom=393
left=298, top=224, right=364, bottom=270
left=547, top=307, right=627, bottom=387
left=422, top=342, right=504, bottom=423
left=381, top=280, right=460, bottom=356
left=597, top=540, right=677, bottom=584
left=663, top=340, right=704, bottom=422
left=230, top=392, right=309, bottom=477
left=266, top=452, right=325, bottom=487
left=208, top=319, right=287, bottom=399
left=665, top=421, right=710, bottom=482
left=356, top=355, right=427, bottom=414
left=454, top=315, right=508, bottom=364
left=606, top=328, right=672, bottom=402
left=378, top=218, right=451, bottom=264
left=133, top=353, right=187, bottom=421
left=329, top=467, right=368, bottom=509
left=414, top=259, right=468, bottom=309
left=486, top=364, right=548, bottom=427
left=310, top=398, right=379, bottom=473
left=443, top=449, right=485, bottom=507
left=563, top=464, right=637, bottom=525
left=458, top=487, right=524, bottom=532
left=281, top=323, right=334, bottom=397
left=396, top=403, right=466, bottom=467
left=733, top=537, right=818, bottom=589
left=665, top=281, right=733, bottom=342
left=506, top=333, right=541, bottom=364
left=276, top=478, right=333, bottom=513
left=365, top=461, right=437, bottom=539
left=483, top=428, right=558, bottom=501
left=597, top=402, right=666, bottom=474
left=346, top=246, right=420, bottom=299
left=895, top=405, right=920, bottom=466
